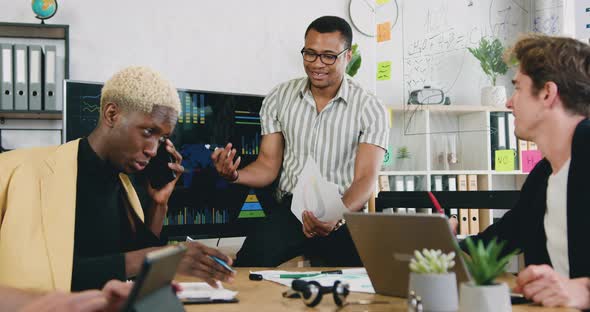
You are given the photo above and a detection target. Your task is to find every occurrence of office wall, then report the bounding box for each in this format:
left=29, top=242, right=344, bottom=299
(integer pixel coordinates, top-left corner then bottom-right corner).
left=0, top=0, right=377, bottom=96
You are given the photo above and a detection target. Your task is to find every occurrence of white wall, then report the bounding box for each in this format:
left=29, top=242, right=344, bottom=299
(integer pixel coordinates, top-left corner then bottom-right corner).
left=0, top=0, right=376, bottom=96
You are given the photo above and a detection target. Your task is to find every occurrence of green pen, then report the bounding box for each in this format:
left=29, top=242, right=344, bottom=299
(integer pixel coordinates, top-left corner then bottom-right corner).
left=279, top=273, right=321, bottom=279
left=279, top=270, right=342, bottom=279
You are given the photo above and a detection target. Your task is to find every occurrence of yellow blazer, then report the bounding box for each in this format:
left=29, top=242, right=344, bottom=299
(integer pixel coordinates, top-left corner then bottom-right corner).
left=0, top=139, right=145, bottom=292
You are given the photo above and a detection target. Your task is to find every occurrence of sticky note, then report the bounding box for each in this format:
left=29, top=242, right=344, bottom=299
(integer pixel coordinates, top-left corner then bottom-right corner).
left=387, top=108, right=394, bottom=128
left=383, top=145, right=393, bottom=166
left=495, top=149, right=515, bottom=171
left=377, top=61, right=392, bottom=81
left=377, top=22, right=391, bottom=42
left=376, top=0, right=390, bottom=5
left=521, top=150, right=543, bottom=173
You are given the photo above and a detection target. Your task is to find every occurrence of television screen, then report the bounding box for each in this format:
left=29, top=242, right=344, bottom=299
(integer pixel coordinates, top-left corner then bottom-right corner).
left=65, top=81, right=273, bottom=237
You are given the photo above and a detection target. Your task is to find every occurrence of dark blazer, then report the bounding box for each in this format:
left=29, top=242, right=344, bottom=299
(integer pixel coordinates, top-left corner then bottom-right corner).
left=465, top=119, right=590, bottom=279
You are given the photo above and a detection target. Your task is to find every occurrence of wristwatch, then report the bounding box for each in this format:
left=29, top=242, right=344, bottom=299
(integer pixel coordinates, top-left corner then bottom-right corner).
left=332, top=219, right=346, bottom=232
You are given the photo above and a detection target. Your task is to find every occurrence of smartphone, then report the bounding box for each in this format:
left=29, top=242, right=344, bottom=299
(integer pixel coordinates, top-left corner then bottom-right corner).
left=121, top=245, right=187, bottom=312
left=145, top=142, right=176, bottom=189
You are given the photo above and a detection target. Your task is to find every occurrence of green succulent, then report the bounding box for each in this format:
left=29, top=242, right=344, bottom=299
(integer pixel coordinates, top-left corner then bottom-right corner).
left=460, top=237, right=519, bottom=286
left=409, top=249, right=456, bottom=274
left=467, top=37, right=508, bottom=86
left=396, top=146, right=410, bottom=159
left=346, top=43, right=361, bottom=77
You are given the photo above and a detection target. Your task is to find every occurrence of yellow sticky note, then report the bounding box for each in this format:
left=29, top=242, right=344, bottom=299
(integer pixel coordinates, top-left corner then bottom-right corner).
left=377, top=22, right=391, bottom=42
left=387, top=108, right=394, bottom=128
left=376, top=0, right=390, bottom=5
left=495, top=149, right=516, bottom=171
left=377, top=61, right=392, bottom=81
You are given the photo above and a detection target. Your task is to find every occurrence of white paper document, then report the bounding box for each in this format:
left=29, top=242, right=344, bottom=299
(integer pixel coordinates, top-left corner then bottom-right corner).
left=291, top=158, right=350, bottom=222
left=177, top=282, right=237, bottom=301
left=250, top=269, right=375, bottom=294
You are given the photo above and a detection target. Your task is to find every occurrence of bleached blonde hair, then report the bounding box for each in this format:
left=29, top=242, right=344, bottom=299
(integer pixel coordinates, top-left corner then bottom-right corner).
left=100, top=66, right=180, bottom=115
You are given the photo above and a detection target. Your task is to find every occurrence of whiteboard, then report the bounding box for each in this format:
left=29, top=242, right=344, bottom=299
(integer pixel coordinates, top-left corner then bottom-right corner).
left=534, top=0, right=564, bottom=35
left=399, top=0, right=532, bottom=105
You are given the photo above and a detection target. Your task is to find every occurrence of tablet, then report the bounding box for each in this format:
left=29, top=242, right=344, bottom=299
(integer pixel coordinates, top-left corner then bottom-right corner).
left=121, top=245, right=187, bottom=312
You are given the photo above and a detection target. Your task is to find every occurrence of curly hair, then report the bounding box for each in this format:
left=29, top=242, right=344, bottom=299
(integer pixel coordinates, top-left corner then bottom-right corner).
left=100, top=66, right=180, bottom=115
left=506, top=34, right=590, bottom=116
left=305, top=16, right=353, bottom=49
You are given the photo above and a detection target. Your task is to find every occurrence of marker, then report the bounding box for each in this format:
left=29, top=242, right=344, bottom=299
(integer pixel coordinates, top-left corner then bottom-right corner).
left=249, top=273, right=263, bottom=281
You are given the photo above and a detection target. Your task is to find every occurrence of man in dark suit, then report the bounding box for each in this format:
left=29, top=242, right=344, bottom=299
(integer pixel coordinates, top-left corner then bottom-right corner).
left=462, top=34, right=590, bottom=309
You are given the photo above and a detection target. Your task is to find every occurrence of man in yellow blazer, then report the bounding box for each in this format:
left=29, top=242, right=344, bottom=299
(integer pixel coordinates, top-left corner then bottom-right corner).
left=0, top=66, right=235, bottom=292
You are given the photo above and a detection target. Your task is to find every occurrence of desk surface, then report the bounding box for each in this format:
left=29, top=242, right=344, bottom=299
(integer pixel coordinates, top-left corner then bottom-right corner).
left=179, top=268, right=579, bottom=312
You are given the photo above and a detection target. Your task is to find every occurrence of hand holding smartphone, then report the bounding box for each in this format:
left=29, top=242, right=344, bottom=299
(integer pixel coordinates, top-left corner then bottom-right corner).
left=145, top=141, right=177, bottom=189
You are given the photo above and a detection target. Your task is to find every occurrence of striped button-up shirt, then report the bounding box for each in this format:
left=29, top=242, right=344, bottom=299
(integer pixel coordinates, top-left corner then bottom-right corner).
left=260, top=76, right=389, bottom=195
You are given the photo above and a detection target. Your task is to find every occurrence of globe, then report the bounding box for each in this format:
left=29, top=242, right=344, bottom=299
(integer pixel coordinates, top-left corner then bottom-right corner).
left=31, top=0, right=58, bottom=22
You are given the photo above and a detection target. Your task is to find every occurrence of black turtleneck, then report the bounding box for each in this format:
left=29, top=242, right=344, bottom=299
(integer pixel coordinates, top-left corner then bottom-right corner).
left=71, top=138, right=164, bottom=291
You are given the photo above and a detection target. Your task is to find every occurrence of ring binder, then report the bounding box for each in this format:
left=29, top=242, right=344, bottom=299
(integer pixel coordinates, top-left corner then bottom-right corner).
left=43, top=45, right=57, bottom=110
left=0, top=43, right=13, bottom=110
left=13, top=44, right=28, bottom=110
left=28, top=45, right=43, bottom=110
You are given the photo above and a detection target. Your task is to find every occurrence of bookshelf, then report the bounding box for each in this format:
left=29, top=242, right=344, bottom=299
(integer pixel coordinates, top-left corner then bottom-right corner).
left=378, top=104, right=531, bottom=232
left=0, top=22, right=69, bottom=147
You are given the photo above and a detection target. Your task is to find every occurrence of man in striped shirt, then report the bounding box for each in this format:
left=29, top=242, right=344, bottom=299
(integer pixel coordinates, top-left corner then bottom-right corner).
left=212, top=16, right=389, bottom=266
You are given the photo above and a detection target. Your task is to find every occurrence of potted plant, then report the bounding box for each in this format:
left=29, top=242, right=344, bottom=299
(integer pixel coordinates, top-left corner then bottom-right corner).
left=458, top=237, right=519, bottom=312
left=408, top=249, right=459, bottom=312
left=395, top=146, right=411, bottom=171
left=346, top=43, right=361, bottom=77
left=468, top=37, right=509, bottom=107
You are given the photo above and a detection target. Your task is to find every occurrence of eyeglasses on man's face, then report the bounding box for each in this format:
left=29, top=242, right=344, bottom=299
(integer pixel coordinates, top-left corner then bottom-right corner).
left=300, top=48, right=349, bottom=65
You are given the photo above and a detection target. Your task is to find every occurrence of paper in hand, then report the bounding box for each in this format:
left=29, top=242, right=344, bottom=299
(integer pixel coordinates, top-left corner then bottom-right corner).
left=291, top=158, right=349, bottom=223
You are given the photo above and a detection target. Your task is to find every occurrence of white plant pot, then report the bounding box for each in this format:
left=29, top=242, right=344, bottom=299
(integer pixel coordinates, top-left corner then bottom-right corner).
left=481, top=86, right=507, bottom=107
left=459, top=282, right=511, bottom=312
left=408, top=272, right=458, bottom=312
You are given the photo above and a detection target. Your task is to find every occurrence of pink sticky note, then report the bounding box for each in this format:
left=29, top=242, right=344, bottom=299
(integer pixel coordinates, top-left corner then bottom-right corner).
left=521, top=150, right=543, bottom=173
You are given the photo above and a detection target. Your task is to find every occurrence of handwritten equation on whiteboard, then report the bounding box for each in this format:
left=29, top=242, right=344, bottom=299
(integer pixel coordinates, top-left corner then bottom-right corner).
left=402, top=0, right=530, bottom=106
left=533, top=0, right=563, bottom=35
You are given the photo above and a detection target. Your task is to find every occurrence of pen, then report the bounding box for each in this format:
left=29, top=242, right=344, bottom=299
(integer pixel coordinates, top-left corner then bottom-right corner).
left=210, top=255, right=236, bottom=273
left=279, top=271, right=342, bottom=279
left=279, top=273, right=321, bottom=279
left=186, top=236, right=235, bottom=273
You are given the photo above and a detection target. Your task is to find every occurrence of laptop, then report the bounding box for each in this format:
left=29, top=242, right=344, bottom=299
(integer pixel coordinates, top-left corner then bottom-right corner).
left=345, top=212, right=471, bottom=297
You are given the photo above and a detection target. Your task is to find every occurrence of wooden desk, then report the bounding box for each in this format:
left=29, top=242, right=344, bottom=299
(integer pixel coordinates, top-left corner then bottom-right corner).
left=179, top=268, right=579, bottom=312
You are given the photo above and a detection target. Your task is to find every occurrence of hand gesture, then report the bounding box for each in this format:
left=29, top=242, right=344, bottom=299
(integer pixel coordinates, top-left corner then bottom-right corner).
left=211, top=143, right=241, bottom=182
